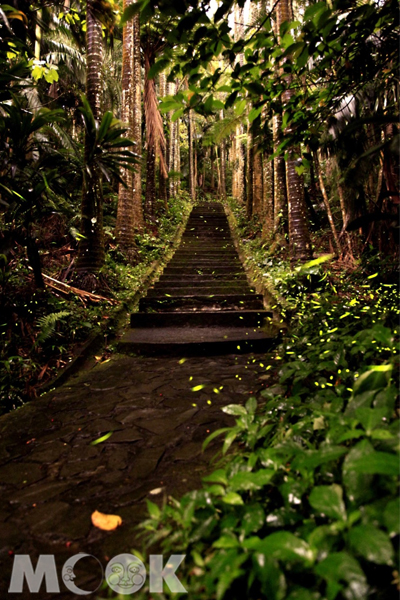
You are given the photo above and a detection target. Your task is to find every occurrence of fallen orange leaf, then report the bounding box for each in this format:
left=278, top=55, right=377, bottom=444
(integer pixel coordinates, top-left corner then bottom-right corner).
left=91, top=510, right=122, bottom=531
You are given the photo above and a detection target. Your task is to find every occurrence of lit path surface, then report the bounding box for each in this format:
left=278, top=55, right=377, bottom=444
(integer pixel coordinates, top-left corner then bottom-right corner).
left=0, top=202, right=277, bottom=598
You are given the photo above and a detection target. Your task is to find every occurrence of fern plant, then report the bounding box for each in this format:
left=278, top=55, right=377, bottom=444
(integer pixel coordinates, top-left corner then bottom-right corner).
left=36, top=310, right=71, bottom=344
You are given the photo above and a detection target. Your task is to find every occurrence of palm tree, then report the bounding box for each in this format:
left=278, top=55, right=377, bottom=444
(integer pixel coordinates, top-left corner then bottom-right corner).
left=116, top=8, right=143, bottom=261
left=75, top=0, right=104, bottom=275
left=277, top=0, right=312, bottom=262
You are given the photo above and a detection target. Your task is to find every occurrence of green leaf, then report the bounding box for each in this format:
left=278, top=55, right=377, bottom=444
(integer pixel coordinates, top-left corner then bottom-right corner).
left=384, top=498, right=400, bottom=535
left=222, top=492, right=244, bottom=505
left=241, top=504, right=265, bottom=535
left=343, top=440, right=374, bottom=503
left=147, top=58, right=170, bottom=80
left=248, top=107, right=262, bottom=123
left=355, top=407, right=388, bottom=434
left=243, top=532, right=315, bottom=564
left=353, top=364, right=392, bottom=395
left=345, top=449, right=398, bottom=476
left=202, top=468, right=228, bottom=485
left=146, top=499, right=161, bottom=520
left=213, top=534, right=239, bottom=548
left=292, top=445, right=347, bottom=471
left=309, top=485, right=346, bottom=521
left=223, top=429, right=238, bottom=454
left=314, top=552, right=366, bottom=586
left=349, top=525, right=394, bottom=565
left=172, top=108, right=184, bottom=122
left=235, top=99, right=247, bottom=116
left=222, top=404, right=247, bottom=416
left=202, top=429, right=231, bottom=452
left=229, top=469, right=274, bottom=492
left=245, top=397, right=257, bottom=414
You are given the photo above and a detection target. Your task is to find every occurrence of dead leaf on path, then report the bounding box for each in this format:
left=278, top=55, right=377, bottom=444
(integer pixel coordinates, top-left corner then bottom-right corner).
left=91, top=510, right=122, bottom=531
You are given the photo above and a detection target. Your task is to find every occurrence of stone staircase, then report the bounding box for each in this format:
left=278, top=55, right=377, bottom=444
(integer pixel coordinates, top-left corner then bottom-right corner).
left=118, top=202, right=277, bottom=355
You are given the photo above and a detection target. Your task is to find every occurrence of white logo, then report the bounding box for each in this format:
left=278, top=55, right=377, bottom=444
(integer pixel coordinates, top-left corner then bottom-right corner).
left=105, top=554, right=146, bottom=595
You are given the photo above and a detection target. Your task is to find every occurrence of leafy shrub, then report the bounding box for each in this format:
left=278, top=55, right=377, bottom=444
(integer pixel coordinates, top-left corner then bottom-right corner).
left=133, top=282, right=399, bottom=600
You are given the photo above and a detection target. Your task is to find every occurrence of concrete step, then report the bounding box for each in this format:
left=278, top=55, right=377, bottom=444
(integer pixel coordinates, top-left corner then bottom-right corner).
left=159, top=274, right=248, bottom=282
left=139, top=293, right=264, bottom=312
left=163, top=267, right=245, bottom=275
left=152, top=280, right=252, bottom=289
left=146, top=286, right=251, bottom=297
left=130, top=310, right=272, bottom=328
left=118, top=326, right=277, bottom=357
left=167, top=261, right=241, bottom=268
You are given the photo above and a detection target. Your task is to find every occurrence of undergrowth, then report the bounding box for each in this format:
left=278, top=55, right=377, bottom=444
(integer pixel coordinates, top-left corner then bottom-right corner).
left=0, top=193, right=192, bottom=415
left=125, top=201, right=399, bottom=600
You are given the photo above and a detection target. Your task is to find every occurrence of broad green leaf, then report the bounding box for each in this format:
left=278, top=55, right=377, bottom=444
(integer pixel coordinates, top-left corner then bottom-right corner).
left=355, top=407, right=388, bottom=434
left=229, top=469, right=274, bottom=491
left=243, top=532, right=315, bottom=564
left=343, top=440, right=374, bottom=503
left=147, top=58, right=170, bottom=80
left=146, top=499, right=161, bottom=520
left=201, top=469, right=227, bottom=487
left=241, top=503, right=265, bottom=535
left=235, top=99, right=247, bottom=116
left=349, top=524, right=394, bottom=565
left=353, top=364, right=392, bottom=395
left=314, top=552, right=366, bottom=586
left=222, top=492, right=244, bottom=505
left=345, top=449, right=398, bottom=476
left=309, top=485, right=346, bottom=521
left=383, top=498, right=400, bottom=535
left=213, top=534, right=239, bottom=548
left=291, top=445, right=347, bottom=471
left=245, top=396, right=257, bottom=414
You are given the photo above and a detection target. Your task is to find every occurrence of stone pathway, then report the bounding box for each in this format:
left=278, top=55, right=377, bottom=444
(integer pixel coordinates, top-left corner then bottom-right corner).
left=119, top=202, right=275, bottom=355
left=0, top=202, right=278, bottom=598
left=0, top=353, right=271, bottom=598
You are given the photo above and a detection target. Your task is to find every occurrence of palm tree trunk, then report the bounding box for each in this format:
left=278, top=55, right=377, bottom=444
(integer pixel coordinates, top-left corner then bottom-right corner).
left=188, top=107, right=196, bottom=200
left=277, top=0, right=312, bottom=262
left=262, top=152, right=274, bottom=239
left=76, top=1, right=104, bottom=274
left=116, top=6, right=143, bottom=260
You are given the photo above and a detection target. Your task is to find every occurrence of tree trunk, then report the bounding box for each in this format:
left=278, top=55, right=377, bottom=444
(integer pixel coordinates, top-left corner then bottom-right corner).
left=277, top=0, right=312, bottom=262
left=76, top=2, right=105, bottom=273
left=144, top=44, right=167, bottom=219
left=272, top=113, right=287, bottom=239
left=188, top=108, right=196, bottom=201
left=116, top=7, right=143, bottom=261
left=262, top=152, right=274, bottom=239
left=246, top=122, right=254, bottom=218
left=158, top=72, right=168, bottom=208
left=315, top=151, right=342, bottom=254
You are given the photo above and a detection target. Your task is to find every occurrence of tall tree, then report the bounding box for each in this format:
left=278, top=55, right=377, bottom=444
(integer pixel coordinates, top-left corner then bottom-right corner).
left=276, top=0, right=312, bottom=262
left=76, top=0, right=104, bottom=275
left=116, top=9, right=144, bottom=261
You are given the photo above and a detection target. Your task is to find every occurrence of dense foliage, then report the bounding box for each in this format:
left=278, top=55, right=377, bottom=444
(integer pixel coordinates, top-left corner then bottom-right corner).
left=133, top=209, right=399, bottom=599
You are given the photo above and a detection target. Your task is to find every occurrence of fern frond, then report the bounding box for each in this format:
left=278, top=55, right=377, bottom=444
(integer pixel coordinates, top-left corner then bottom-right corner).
left=36, top=310, right=71, bottom=344
left=203, top=114, right=247, bottom=146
